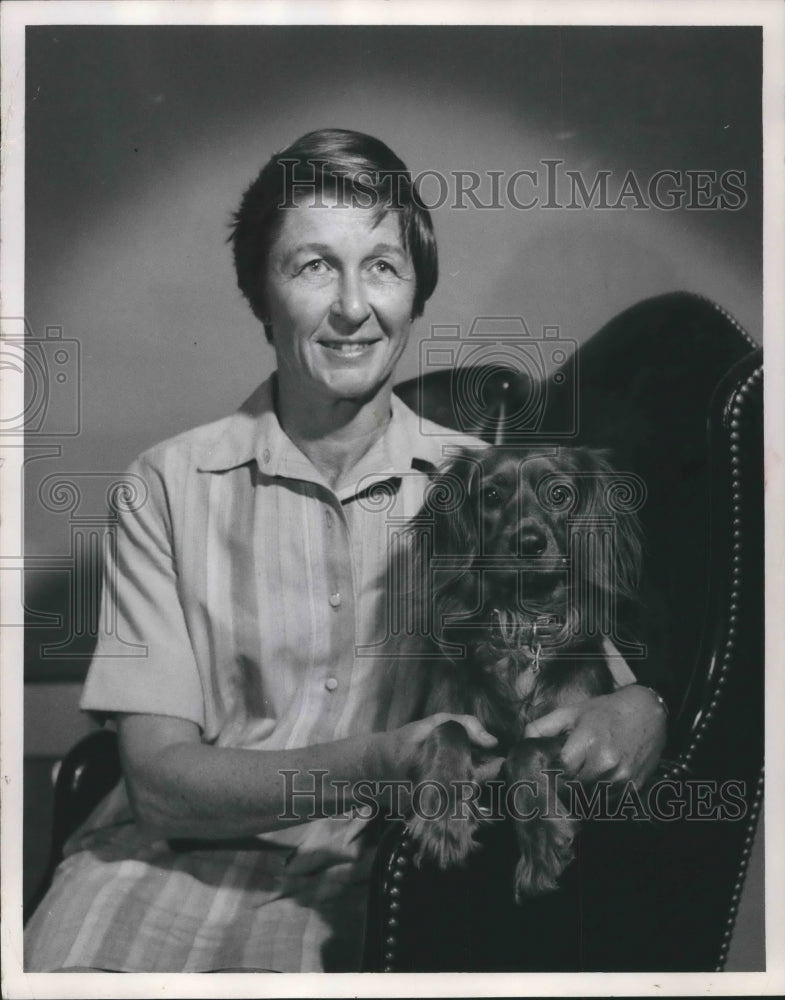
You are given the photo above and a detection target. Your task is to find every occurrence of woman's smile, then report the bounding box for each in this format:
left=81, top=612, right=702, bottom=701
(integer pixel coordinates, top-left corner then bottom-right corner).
left=317, top=337, right=382, bottom=359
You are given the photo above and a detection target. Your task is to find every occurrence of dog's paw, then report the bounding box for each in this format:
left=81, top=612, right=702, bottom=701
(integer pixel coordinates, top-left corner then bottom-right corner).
left=406, top=780, right=485, bottom=868
left=512, top=815, right=579, bottom=900
left=407, top=810, right=482, bottom=869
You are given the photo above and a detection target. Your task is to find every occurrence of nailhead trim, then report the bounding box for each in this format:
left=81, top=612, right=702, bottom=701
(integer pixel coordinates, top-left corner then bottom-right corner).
left=680, top=364, right=762, bottom=772
left=598, top=351, right=763, bottom=967
left=675, top=359, right=762, bottom=970
left=627, top=306, right=758, bottom=966
left=715, top=768, right=764, bottom=971
left=698, top=293, right=758, bottom=350
left=381, top=831, right=413, bottom=970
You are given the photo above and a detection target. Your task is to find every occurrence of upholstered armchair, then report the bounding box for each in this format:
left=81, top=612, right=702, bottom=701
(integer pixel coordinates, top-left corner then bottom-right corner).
left=28, top=293, right=764, bottom=973
left=362, top=291, right=764, bottom=972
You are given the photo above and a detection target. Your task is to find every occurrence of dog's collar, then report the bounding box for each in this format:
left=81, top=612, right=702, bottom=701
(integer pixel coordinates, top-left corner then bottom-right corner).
left=488, top=608, right=562, bottom=674
left=489, top=608, right=561, bottom=641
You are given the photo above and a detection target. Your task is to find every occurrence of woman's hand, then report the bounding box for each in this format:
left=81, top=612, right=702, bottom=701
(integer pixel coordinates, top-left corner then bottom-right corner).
left=365, top=712, right=500, bottom=784
left=523, top=684, right=667, bottom=786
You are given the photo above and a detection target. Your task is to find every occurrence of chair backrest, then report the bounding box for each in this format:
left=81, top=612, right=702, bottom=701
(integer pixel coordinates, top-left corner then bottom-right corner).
left=380, top=291, right=764, bottom=971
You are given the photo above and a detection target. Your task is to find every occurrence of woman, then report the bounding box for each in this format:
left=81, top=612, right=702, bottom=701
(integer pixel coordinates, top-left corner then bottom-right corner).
left=25, top=129, right=667, bottom=972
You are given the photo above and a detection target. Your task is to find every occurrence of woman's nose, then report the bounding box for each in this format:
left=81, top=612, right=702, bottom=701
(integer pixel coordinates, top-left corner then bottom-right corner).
left=332, top=271, right=371, bottom=326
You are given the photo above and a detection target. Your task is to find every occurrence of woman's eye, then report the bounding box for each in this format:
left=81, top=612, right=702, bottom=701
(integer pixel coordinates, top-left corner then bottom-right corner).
left=299, top=259, right=329, bottom=275
left=370, top=260, right=398, bottom=277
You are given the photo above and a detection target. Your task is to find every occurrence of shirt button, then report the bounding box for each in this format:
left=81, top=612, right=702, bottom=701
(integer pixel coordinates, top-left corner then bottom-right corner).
left=329, top=592, right=341, bottom=608
left=325, top=677, right=339, bottom=691
left=262, top=448, right=271, bottom=464
left=325, top=509, right=334, bottom=528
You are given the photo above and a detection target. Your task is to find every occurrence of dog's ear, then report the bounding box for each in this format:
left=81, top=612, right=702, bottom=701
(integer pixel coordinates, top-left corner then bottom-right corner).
left=425, top=448, right=484, bottom=556
left=611, top=497, right=644, bottom=598
left=404, top=448, right=485, bottom=645
left=569, top=448, right=643, bottom=599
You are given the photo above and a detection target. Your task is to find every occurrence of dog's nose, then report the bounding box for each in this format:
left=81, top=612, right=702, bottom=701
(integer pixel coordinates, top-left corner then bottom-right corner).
left=510, top=526, right=548, bottom=555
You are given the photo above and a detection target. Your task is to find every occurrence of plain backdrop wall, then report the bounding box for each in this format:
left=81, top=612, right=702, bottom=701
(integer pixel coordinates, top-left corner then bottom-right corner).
left=24, top=25, right=761, bottom=569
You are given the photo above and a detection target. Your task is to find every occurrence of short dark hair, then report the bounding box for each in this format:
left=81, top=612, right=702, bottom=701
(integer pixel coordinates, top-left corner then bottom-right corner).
left=229, top=129, right=438, bottom=337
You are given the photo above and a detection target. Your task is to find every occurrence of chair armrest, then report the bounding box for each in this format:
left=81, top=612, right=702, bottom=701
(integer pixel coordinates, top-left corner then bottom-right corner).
left=24, top=729, right=121, bottom=924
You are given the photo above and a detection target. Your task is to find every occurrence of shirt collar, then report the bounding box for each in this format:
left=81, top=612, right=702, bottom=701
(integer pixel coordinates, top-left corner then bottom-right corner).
left=196, top=375, right=452, bottom=497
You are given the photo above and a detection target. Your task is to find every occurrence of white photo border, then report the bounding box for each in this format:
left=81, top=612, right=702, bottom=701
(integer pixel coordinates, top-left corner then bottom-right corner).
left=2, top=1, right=783, bottom=997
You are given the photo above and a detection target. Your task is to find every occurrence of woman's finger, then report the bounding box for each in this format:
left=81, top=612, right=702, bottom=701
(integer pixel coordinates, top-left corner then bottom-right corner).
left=523, top=704, right=579, bottom=739
left=556, top=728, right=592, bottom=777
left=449, top=714, right=498, bottom=748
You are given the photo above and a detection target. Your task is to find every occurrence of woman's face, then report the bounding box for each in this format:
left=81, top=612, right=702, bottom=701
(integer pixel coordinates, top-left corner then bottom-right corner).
left=264, top=195, right=417, bottom=407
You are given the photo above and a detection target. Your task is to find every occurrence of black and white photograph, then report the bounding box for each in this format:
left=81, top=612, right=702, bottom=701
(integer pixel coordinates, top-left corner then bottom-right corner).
left=1, top=1, right=783, bottom=995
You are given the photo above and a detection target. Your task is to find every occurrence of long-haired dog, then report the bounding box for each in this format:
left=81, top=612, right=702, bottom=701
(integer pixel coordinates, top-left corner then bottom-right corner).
left=403, top=445, right=643, bottom=899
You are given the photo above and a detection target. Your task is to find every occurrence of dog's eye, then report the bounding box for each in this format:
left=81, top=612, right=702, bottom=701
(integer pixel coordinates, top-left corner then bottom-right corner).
left=482, top=486, right=503, bottom=508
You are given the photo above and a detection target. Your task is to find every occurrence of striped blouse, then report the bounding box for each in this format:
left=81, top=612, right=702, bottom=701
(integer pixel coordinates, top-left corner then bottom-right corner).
left=25, top=377, right=481, bottom=972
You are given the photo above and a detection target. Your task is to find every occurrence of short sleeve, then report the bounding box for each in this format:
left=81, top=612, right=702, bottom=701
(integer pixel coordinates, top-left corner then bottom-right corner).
left=80, top=451, right=205, bottom=728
